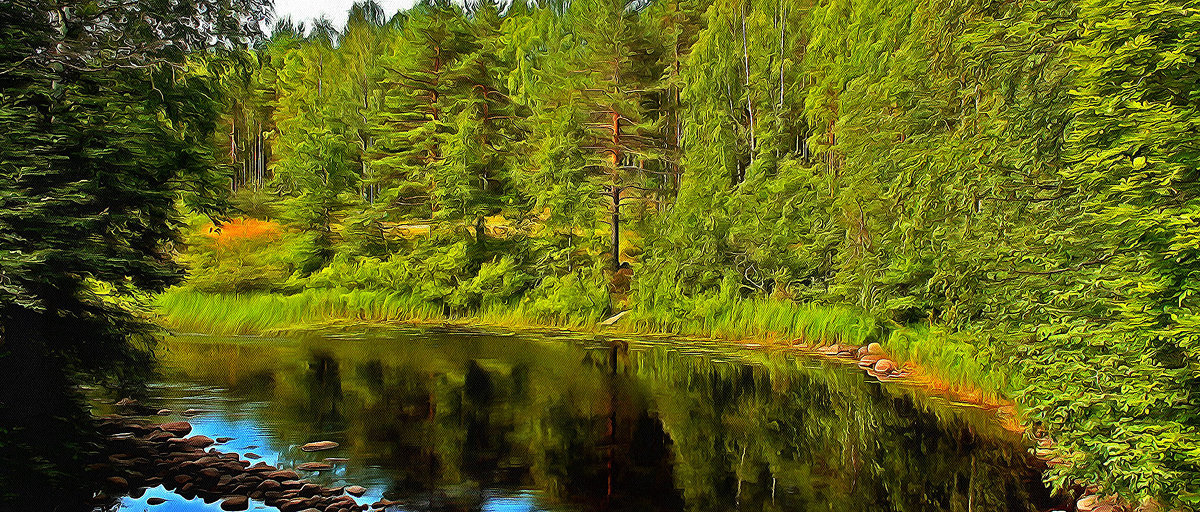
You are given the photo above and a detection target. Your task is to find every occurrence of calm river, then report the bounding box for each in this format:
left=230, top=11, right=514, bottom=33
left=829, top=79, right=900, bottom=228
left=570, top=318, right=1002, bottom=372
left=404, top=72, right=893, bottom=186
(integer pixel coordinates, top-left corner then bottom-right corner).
left=107, top=328, right=1057, bottom=511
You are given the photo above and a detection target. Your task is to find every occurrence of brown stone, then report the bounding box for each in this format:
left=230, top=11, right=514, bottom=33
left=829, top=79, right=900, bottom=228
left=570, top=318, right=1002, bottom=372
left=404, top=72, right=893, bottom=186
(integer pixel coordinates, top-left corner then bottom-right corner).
left=873, top=358, right=897, bottom=374
left=147, top=497, right=168, bottom=505
left=301, top=441, right=340, bottom=452
left=323, top=457, right=348, bottom=462
left=297, top=462, right=332, bottom=471
left=258, top=479, right=282, bottom=491
left=345, top=485, right=367, bottom=497
left=174, top=474, right=193, bottom=485
left=200, top=468, right=222, bottom=479
left=221, top=496, right=249, bottom=511
left=186, top=435, right=215, bottom=448
left=300, top=483, right=322, bottom=496
left=244, top=452, right=261, bottom=459
left=105, top=476, right=129, bottom=489
left=159, top=421, right=193, bottom=436
left=266, top=470, right=299, bottom=481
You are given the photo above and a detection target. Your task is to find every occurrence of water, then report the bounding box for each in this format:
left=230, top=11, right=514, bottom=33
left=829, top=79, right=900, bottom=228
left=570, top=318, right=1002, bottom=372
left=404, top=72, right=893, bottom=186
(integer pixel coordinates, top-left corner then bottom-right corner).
left=106, top=328, right=1056, bottom=511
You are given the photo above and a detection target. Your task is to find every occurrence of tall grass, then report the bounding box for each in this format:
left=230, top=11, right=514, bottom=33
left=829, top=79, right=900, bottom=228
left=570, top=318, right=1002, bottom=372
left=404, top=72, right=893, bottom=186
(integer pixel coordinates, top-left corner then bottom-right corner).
left=157, top=289, right=1009, bottom=402
left=155, top=288, right=448, bottom=335
left=623, top=297, right=879, bottom=347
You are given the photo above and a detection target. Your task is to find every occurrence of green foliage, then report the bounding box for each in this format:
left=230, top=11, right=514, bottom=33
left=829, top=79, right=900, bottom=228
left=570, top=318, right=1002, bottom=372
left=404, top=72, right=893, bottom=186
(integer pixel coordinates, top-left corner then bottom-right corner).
left=170, top=0, right=1200, bottom=506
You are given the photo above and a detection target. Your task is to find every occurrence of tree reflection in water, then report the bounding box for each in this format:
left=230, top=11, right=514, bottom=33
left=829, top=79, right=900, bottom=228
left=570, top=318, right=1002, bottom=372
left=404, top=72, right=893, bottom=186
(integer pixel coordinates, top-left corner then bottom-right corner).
left=144, top=330, right=1057, bottom=512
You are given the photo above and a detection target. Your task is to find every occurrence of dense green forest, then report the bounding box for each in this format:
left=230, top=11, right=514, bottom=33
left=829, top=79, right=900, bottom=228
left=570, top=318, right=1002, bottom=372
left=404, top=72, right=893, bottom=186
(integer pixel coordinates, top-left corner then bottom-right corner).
left=5, top=0, right=1200, bottom=509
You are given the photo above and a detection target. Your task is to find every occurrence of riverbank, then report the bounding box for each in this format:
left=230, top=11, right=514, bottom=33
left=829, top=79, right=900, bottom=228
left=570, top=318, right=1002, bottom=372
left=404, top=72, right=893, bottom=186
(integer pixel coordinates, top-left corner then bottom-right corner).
left=155, top=289, right=1014, bottom=415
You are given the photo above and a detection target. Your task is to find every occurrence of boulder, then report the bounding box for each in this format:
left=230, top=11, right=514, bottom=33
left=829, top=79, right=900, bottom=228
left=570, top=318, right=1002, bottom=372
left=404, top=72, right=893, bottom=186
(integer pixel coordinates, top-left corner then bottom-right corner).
left=186, top=435, right=215, bottom=448
left=221, top=496, right=249, bottom=511
left=159, top=421, right=193, bottom=436
left=266, top=470, right=299, bottom=481
left=301, top=441, right=340, bottom=452
left=872, top=358, right=897, bottom=374
left=105, top=476, right=129, bottom=490
left=866, top=342, right=884, bottom=355
left=345, top=486, right=367, bottom=497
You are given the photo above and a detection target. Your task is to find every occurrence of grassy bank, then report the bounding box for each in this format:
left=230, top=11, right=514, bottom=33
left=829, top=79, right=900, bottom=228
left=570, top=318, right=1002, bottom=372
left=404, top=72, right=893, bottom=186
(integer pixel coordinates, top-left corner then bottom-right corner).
left=155, top=289, right=1011, bottom=402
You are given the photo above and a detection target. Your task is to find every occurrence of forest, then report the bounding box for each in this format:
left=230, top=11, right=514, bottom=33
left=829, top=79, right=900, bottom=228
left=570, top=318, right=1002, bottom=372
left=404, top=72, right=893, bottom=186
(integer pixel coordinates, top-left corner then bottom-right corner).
left=3, top=0, right=1200, bottom=509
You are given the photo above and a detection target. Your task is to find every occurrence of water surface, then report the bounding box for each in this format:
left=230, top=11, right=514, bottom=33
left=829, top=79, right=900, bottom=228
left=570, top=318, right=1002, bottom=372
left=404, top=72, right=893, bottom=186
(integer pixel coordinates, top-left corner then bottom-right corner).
left=110, top=328, right=1054, bottom=511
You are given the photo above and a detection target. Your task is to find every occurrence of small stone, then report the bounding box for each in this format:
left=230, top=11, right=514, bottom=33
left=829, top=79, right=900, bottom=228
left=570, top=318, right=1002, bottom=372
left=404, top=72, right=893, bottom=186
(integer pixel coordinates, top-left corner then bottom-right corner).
left=221, top=496, right=249, bottom=511
left=156, top=408, right=172, bottom=415
left=183, top=409, right=207, bottom=416
left=159, top=421, right=193, bottom=436
left=266, top=470, right=299, bottom=480
left=323, top=457, right=348, bottom=462
left=200, top=468, right=222, bottom=478
left=245, top=452, right=261, bottom=459
left=216, top=437, right=235, bottom=443
left=115, top=397, right=139, bottom=406
left=105, top=476, right=129, bottom=489
left=297, top=462, right=332, bottom=471
left=174, top=475, right=193, bottom=485
left=345, top=486, right=367, bottom=497
left=301, top=441, right=340, bottom=452
left=186, top=435, right=215, bottom=448
left=300, top=483, right=322, bottom=496
left=147, top=497, right=168, bottom=505
left=258, top=479, right=282, bottom=490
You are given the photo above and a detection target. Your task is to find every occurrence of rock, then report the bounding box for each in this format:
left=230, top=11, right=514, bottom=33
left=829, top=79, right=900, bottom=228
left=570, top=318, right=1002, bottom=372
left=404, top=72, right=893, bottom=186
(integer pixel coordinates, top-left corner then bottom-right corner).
left=858, top=355, right=883, bottom=368
left=345, top=486, right=367, bottom=497
left=115, top=397, right=139, bottom=406
left=258, top=479, right=282, bottom=491
left=156, top=408, right=172, bottom=415
left=221, top=496, right=250, bottom=511
left=159, top=421, right=193, bottom=436
left=300, top=483, right=322, bottom=496
left=599, top=310, right=629, bottom=326
left=245, top=452, right=261, bottom=459
left=820, top=344, right=841, bottom=356
left=866, top=342, right=884, bottom=355
left=216, top=437, right=235, bottom=443
left=105, top=476, right=129, bottom=489
left=855, top=345, right=869, bottom=359
left=174, top=474, right=193, bottom=485
left=872, top=358, right=897, bottom=374
left=147, top=497, right=168, bottom=505
left=183, top=409, right=207, bottom=416
left=266, top=470, right=299, bottom=480
left=323, top=457, right=348, bottom=462
left=301, top=441, right=340, bottom=452
left=297, top=462, right=332, bottom=471
left=200, top=467, right=222, bottom=479
left=186, top=435, right=215, bottom=448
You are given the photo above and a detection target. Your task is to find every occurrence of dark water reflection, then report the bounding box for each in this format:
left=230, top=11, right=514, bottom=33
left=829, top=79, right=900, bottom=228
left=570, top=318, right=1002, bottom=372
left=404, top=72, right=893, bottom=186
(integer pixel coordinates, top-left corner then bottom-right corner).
left=112, top=329, right=1054, bottom=512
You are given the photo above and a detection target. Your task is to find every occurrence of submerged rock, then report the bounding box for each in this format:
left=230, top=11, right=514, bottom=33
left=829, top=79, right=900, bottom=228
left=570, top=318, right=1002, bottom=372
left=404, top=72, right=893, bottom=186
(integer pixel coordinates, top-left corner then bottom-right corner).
left=221, top=495, right=249, bottom=511
left=301, top=441, right=339, bottom=452
left=346, top=485, right=367, bottom=496
left=296, top=462, right=332, bottom=471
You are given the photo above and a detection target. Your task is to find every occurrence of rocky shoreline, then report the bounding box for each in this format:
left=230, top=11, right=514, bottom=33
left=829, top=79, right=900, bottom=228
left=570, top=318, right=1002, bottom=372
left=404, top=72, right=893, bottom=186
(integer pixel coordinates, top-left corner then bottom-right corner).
left=92, top=417, right=377, bottom=512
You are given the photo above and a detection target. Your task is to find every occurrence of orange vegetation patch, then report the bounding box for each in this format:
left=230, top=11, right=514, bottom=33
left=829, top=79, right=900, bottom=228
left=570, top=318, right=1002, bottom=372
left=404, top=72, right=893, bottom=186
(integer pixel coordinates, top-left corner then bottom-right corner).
left=201, top=218, right=284, bottom=247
